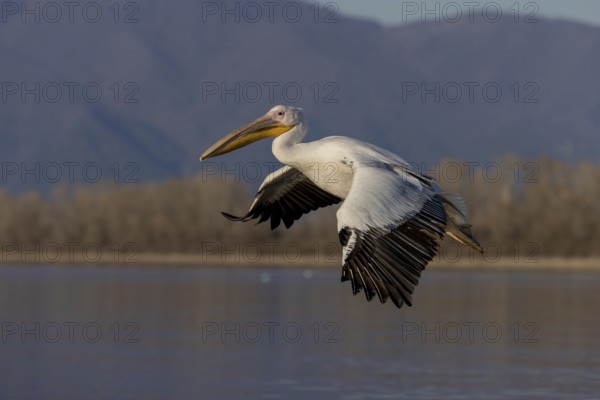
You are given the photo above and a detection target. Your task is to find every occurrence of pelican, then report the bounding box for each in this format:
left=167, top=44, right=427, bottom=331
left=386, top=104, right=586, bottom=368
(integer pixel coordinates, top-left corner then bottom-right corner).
left=200, top=105, right=482, bottom=308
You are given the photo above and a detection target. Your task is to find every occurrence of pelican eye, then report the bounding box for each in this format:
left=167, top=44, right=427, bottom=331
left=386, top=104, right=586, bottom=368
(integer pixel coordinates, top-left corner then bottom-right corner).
left=277, top=111, right=284, bottom=116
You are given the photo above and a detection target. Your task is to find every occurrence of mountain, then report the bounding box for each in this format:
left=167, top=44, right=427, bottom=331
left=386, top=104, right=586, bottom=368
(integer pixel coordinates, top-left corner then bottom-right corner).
left=1, top=0, right=599, bottom=192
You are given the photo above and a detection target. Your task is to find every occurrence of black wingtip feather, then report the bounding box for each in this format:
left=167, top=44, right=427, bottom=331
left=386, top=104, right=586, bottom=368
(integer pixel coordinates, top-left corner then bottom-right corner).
left=221, top=211, right=246, bottom=221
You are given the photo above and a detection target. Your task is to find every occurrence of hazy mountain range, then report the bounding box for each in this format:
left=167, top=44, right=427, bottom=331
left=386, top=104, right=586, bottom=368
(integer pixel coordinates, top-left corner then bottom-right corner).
left=1, top=0, right=599, bottom=192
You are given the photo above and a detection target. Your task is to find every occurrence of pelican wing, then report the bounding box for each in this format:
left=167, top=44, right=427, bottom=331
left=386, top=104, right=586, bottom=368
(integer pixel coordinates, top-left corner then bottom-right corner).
left=222, top=166, right=342, bottom=230
left=336, top=160, right=447, bottom=308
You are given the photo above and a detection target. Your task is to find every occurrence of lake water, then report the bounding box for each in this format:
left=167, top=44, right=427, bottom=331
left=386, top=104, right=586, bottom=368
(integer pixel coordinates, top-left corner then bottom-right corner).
left=0, top=265, right=599, bottom=399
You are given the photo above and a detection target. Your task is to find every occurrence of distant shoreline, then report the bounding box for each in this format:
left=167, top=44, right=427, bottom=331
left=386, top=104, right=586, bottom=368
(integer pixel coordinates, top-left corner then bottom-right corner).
left=1, top=254, right=599, bottom=270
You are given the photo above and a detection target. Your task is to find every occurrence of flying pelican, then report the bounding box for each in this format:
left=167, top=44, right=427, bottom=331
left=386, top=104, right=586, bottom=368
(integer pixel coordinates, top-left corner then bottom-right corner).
left=200, top=105, right=482, bottom=308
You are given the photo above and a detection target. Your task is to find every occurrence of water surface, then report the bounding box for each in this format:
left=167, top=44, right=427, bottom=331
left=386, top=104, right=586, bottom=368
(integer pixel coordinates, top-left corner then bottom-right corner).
left=0, top=265, right=598, bottom=399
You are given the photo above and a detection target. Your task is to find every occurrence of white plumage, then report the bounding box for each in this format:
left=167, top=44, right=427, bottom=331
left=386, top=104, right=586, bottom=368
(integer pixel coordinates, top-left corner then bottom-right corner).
left=201, top=105, right=481, bottom=308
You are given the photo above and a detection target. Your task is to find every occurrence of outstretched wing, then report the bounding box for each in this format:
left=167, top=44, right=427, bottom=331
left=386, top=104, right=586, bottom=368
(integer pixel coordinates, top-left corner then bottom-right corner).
left=223, top=166, right=342, bottom=230
left=336, top=159, right=447, bottom=308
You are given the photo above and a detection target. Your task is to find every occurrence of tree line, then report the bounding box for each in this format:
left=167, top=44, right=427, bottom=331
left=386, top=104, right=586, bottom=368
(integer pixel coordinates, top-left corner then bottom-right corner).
left=0, top=156, right=598, bottom=261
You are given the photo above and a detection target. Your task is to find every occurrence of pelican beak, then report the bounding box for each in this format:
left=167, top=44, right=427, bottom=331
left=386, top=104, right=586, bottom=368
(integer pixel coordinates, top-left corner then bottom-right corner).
left=200, top=114, right=295, bottom=160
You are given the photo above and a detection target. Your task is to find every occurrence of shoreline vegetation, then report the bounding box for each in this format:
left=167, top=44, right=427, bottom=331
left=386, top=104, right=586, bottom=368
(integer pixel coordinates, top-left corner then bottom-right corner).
left=1, top=156, right=599, bottom=270
left=1, top=253, right=600, bottom=270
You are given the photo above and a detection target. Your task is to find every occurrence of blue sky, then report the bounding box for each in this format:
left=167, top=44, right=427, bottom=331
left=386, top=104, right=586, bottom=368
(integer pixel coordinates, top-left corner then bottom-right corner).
left=333, top=0, right=600, bottom=26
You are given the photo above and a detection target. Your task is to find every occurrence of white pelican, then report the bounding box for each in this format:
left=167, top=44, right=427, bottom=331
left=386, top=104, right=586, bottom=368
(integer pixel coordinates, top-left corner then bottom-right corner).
left=201, top=105, right=482, bottom=308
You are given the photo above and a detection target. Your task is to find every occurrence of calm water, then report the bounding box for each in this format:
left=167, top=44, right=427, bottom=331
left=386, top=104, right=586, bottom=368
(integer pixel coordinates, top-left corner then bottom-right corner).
left=0, top=265, right=599, bottom=399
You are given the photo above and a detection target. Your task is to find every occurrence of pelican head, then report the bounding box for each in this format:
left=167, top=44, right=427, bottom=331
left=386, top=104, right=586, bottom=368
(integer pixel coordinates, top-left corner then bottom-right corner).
left=200, top=105, right=304, bottom=160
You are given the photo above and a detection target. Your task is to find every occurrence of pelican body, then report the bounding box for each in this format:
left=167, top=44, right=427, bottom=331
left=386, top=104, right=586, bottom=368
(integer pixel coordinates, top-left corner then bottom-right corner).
left=201, top=105, right=482, bottom=308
